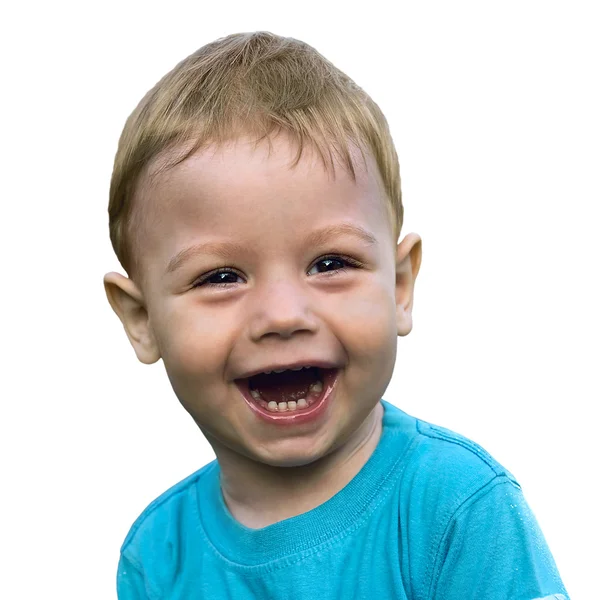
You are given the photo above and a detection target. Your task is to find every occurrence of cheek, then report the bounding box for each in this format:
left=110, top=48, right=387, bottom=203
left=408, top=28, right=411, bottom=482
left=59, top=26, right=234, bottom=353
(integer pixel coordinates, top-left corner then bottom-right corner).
left=331, top=281, right=398, bottom=360
left=333, top=288, right=397, bottom=405
left=156, top=310, right=235, bottom=419
left=153, top=305, right=232, bottom=377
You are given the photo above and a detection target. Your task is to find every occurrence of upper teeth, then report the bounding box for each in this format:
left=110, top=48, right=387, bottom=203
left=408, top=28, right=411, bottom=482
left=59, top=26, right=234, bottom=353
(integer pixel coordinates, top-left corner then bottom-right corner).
left=264, top=365, right=313, bottom=375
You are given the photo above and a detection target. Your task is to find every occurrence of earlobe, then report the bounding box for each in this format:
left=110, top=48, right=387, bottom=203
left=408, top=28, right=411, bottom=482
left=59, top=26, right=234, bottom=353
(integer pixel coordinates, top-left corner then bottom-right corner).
left=103, top=272, right=161, bottom=364
left=395, top=233, right=422, bottom=337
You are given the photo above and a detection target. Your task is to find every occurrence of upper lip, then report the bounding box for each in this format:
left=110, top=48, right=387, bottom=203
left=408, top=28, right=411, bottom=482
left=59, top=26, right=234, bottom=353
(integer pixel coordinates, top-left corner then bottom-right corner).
left=234, top=360, right=341, bottom=380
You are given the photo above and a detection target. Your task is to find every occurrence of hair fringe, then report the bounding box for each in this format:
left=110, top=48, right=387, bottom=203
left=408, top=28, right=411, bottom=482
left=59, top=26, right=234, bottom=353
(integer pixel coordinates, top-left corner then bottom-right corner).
left=108, top=31, right=403, bottom=282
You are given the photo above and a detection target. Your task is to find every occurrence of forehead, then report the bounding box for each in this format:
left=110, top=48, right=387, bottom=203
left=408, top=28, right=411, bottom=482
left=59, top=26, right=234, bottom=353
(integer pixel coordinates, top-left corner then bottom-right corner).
left=134, top=134, right=392, bottom=269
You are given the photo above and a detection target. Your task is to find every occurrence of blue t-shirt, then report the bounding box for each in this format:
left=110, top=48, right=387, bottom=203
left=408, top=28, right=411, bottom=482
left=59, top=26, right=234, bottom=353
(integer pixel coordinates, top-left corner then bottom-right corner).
left=117, top=400, right=568, bottom=599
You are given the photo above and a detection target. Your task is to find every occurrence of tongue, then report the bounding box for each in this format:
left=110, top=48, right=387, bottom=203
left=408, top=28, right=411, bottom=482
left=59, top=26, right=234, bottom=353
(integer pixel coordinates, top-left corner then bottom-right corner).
left=249, top=369, right=318, bottom=403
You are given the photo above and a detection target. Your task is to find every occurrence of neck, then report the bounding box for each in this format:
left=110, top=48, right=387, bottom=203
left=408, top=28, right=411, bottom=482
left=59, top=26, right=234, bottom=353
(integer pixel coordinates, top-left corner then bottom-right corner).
left=209, top=402, right=384, bottom=529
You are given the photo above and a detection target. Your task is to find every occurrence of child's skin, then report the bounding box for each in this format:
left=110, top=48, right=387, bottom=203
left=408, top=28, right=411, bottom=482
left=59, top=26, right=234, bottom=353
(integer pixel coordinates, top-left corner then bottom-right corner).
left=104, top=131, right=421, bottom=529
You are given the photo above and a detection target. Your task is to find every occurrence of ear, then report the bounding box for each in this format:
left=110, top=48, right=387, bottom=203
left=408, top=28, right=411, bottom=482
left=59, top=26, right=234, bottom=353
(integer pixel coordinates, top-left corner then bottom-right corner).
left=395, top=233, right=422, bottom=337
left=103, top=272, right=161, bottom=364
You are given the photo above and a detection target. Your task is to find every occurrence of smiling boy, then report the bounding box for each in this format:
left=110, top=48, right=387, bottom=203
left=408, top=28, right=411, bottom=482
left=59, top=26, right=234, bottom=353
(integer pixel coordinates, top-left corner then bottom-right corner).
left=104, top=32, right=568, bottom=599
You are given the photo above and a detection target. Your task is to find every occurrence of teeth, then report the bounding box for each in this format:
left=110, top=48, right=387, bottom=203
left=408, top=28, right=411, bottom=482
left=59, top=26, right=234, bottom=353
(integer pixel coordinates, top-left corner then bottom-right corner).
left=264, top=398, right=309, bottom=412
left=310, top=380, right=323, bottom=394
left=260, top=365, right=314, bottom=374
left=250, top=389, right=260, bottom=399
left=265, top=401, right=293, bottom=412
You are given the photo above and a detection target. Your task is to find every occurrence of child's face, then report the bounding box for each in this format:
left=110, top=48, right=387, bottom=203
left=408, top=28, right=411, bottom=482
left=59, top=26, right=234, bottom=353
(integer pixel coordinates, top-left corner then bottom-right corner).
left=114, top=134, right=419, bottom=468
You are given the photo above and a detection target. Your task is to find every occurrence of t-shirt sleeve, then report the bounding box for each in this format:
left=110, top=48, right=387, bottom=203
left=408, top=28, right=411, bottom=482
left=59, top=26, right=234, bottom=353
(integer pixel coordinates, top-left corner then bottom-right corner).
left=117, top=552, right=151, bottom=600
left=429, top=476, right=569, bottom=600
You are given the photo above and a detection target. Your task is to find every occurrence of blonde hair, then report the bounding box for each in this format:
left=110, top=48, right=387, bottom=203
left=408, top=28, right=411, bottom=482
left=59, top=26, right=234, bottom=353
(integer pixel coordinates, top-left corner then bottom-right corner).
left=108, top=31, right=403, bottom=282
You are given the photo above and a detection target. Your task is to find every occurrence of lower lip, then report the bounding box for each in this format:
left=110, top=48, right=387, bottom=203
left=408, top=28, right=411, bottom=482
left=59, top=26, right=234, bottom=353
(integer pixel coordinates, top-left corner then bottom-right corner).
left=236, top=369, right=339, bottom=426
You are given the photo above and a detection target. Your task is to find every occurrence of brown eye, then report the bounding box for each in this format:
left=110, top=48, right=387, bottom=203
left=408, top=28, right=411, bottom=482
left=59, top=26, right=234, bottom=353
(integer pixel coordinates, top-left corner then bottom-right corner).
left=315, top=258, right=345, bottom=272
left=307, top=255, right=362, bottom=276
left=193, top=269, right=244, bottom=288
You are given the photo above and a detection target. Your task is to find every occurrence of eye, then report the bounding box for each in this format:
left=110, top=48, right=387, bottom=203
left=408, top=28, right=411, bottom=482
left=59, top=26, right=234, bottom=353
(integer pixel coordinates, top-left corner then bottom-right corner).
left=192, top=268, right=244, bottom=288
left=307, top=255, right=362, bottom=276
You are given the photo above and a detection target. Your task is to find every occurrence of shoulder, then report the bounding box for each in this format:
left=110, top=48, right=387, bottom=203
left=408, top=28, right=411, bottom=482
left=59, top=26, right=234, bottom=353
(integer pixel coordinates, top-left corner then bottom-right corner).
left=383, top=401, right=521, bottom=531
left=412, top=415, right=518, bottom=487
left=383, top=400, right=518, bottom=493
left=119, top=461, right=216, bottom=584
left=409, top=415, right=522, bottom=534
left=407, top=421, right=568, bottom=598
left=121, top=463, right=213, bottom=552
left=384, top=403, right=534, bottom=595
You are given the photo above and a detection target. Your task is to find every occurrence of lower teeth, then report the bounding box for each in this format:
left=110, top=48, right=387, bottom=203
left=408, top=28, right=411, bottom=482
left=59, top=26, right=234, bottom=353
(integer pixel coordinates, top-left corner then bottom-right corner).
left=251, top=378, right=323, bottom=412
left=264, top=397, right=310, bottom=412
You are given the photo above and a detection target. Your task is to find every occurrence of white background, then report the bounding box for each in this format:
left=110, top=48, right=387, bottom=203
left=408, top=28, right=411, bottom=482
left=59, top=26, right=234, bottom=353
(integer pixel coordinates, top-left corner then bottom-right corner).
left=1, top=1, right=598, bottom=598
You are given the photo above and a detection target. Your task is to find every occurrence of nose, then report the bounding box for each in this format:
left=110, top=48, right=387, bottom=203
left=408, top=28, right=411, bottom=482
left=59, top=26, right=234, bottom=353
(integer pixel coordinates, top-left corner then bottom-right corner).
left=248, top=275, right=318, bottom=342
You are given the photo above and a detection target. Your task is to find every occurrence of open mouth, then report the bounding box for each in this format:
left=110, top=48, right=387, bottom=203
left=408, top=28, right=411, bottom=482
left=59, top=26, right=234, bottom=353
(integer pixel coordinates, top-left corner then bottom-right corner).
left=249, top=367, right=326, bottom=411
left=236, top=367, right=339, bottom=421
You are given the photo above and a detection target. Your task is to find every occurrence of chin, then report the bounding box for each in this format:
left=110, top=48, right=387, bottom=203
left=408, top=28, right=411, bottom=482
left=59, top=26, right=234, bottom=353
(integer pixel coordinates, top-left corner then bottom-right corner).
left=259, top=453, right=323, bottom=469
left=247, top=437, right=335, bottom=469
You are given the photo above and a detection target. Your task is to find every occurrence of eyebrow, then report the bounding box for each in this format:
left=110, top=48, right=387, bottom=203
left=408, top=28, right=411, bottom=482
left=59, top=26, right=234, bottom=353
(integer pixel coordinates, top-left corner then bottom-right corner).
left=165, top=223, right=378, bottom=274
